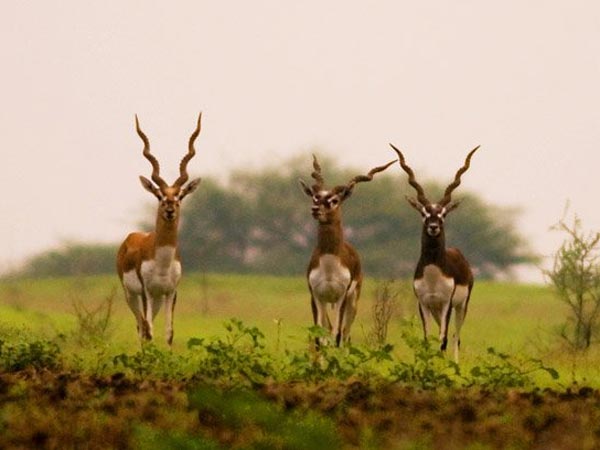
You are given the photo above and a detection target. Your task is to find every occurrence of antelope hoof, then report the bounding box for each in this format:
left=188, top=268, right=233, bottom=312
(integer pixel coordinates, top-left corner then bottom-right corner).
left=141, top=320, right=153, bottom=341
left=440, top=338, right=448, bottom=351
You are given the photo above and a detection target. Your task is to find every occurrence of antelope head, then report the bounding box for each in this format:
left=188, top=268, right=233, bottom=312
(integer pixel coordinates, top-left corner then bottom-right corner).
left=136, top=114, right=202, bottom=222
left=390, top=144, right=479, bottom=237
left=299, top=155, right=396, bottom=224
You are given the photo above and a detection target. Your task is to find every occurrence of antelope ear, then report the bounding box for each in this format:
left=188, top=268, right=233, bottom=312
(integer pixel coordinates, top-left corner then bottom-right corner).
left=443, top=200, right=461, bottom=214
left=406, top=196, right=425, bottom=213
left=180, top=178, right=201, bottom=200
left=338, top=185, right=353, bottom=201
left=139, top=176, right=162, bottom=200
left=299, top=179, right=313, bottom=197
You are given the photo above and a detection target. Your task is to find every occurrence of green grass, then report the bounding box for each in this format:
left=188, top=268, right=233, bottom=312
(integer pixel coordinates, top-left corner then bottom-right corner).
left=0, top=273, right=598, bottom=386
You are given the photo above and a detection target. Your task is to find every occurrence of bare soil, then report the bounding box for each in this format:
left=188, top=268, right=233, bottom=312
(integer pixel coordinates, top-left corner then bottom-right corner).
left=0, top=369, right=599, bottom=449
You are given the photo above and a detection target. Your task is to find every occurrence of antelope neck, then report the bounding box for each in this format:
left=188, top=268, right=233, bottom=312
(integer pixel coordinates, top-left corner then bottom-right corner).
left=155, top=216, right=180, bottom=248
left=317, top=218, right=344, bottom=254
left=419, top=229, right=446, bottom=266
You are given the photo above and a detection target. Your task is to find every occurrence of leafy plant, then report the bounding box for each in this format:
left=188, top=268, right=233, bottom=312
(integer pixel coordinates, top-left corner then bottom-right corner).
left=469, top=347, right=559, bottom=389
left=389, top=323, right=462, bottom=389
left=112, top=344, right=190, bottom=380
left=284, top=326, right=394, bottom=382
left=0, top=337, right=61, bottom=372
left=187, top=318, right=275, bottom=387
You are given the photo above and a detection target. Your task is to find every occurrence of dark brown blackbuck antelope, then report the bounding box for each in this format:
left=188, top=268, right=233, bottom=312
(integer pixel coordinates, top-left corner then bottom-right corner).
left=300, top=155, right=395, bottom=347
left=117, top=114, right=202, bottom=346
left=390, top=143, right=479, bottom=362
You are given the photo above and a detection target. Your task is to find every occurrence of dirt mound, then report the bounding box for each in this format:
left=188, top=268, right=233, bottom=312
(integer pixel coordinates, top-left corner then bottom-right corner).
left=0, top=370, right=599, bottom=449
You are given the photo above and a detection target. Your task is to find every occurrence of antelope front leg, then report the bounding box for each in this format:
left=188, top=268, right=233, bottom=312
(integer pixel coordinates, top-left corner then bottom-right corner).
left=143, top=289, right=155, bottom=341
left=340, top=282, right=358, bottom=345
left=331, top=296, right=348, bottom=347
left=452, top=303, right=467, bottom=363
left=439, top=299, right=454, bottom=352
left=312, top=296, right=332, bottom=348
left=418, top=303, right=433, bottom=341
left=165, top=292, right=177, bottom=347
left=124, top=291, right=147, bottom=341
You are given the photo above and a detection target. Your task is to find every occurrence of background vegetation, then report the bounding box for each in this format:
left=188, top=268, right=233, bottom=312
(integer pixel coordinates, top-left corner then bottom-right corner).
left=8, top=154, right=536, bottom=280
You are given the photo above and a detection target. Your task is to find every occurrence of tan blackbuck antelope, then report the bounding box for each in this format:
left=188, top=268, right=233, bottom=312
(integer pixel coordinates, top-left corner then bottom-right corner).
left=300, top=155, right=395, bottom=347
left=390, top=144, right=479, bottom=362
left=117, top=114, right=202, bottom=346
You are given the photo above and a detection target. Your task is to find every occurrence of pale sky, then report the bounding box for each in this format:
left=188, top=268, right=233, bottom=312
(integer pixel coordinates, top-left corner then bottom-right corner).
left=2, top=1, right=600, bottom=281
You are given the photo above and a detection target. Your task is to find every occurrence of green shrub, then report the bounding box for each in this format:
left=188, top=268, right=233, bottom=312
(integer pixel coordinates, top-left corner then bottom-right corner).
left=0, top=337, right=61, bottom=371
left=112, top=344, right=191, bottom=380
left=389, top=324, right=462, bottom=389
left=187, top=319, right=275, bottom=388
left=469, top=347, right=559, bottom=389
left=284, top=326, right=394, bottom=382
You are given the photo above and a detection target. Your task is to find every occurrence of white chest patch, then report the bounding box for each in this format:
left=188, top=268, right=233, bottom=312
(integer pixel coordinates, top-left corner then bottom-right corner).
left=140, top=246, right=182, bottom=298
left=414, top=265, right=455, bottom=307
left=309, top=255, right=352, bottom=303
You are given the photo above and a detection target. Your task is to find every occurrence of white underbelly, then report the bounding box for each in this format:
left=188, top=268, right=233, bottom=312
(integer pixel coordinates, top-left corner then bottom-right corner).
left=309, top=255, right=352, bottom=303
left=140, top=247, right=182, bottom=298
left=414, top=265, right=469, bottom=309
left=414, top=265, right=455, bottom=306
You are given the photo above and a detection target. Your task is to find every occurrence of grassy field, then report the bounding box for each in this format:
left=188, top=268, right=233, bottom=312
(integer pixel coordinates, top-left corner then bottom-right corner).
left=0, top=273, right=597, bottom=386
left=1, top=273, right=600, bottom=449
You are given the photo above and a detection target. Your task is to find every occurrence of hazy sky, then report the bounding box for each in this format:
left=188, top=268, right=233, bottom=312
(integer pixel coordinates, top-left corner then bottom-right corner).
left=2, top=1, right=600, bottom=281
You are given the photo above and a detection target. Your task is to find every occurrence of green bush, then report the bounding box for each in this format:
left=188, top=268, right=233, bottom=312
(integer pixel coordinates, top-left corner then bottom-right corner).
left=469, top=347, right=559, bottom=389
left=112, top=344, right=191, bottom=380
left=0, top=337, right=62, bottom=372
left=187, top=319, right=275, bottom=388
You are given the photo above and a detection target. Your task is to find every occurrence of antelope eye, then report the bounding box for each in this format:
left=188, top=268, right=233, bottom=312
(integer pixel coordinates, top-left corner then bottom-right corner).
left=330, top=198, right=339, bottom=206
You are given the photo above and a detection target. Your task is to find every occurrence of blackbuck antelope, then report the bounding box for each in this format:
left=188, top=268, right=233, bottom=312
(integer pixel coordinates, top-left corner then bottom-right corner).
left=300, top=156, right=395, bottom=347
left=117, top=114, right=202, bottom=346
left=390, top=144, right=479, bottom=362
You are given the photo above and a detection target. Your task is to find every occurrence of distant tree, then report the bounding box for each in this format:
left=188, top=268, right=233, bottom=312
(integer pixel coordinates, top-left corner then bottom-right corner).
left=179, top=179, right=254, bottom=273
left=11, top=154, right=536, bottom=279
left=230, top=157, right=315, bottom=274
left=179, top=154, right=536, bottom=279
left=11, top=243, right=116, bottom=278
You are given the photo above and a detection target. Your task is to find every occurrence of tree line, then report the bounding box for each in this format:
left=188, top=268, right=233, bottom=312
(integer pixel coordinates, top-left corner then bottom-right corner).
left=10, top=154, right=536, bottom=279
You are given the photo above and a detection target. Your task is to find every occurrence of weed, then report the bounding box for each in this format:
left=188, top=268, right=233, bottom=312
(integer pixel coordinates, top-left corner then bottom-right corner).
left=367, top=280, right=400, bottom=347
left=389, top=323, right=462, bottom=389
left=112, top=344, right=191, bottom=380
left=188, top=318, right=275, bottom=387
left=71, top=287, right=116, bottom=346
left=469, top=347, right=559, bottom=389
left=284, top=325, right=394, bottom=382
left=0, top=336, right=61, bottom=372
